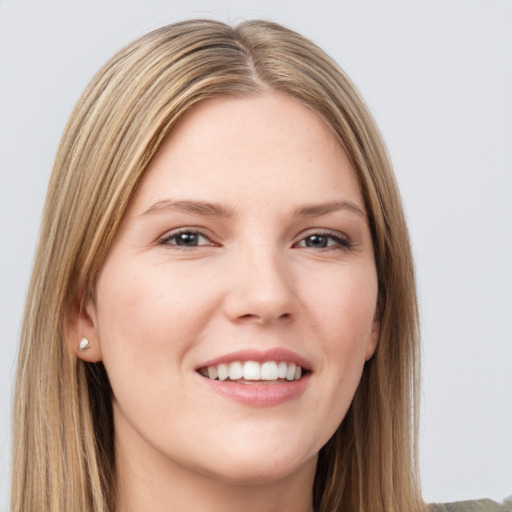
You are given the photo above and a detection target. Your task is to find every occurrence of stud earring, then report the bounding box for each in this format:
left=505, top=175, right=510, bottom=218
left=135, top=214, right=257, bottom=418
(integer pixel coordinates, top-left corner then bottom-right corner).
left=78, top=337, right=90, bottom=352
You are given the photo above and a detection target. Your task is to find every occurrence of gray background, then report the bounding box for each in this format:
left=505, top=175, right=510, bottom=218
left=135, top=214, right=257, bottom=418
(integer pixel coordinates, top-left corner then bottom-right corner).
left=1, top=0, right=511, bottom=509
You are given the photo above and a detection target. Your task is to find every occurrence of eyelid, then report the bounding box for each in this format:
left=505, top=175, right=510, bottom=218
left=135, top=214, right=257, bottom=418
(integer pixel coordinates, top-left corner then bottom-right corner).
left=294, top=229, right=353, bottom=249
left=159, top=227, right=217, bottom=248
left=157, top=227, right=353, bottom=250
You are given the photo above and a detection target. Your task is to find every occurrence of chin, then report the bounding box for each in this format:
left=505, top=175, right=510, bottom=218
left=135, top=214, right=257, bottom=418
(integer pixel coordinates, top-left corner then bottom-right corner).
left=198, top=451, right=318, bottom=487
left=188, top=432, right=319, bottom=486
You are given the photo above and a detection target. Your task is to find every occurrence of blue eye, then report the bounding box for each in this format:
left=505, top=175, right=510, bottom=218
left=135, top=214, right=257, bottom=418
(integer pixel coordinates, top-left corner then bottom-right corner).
left=297, top=233, right=352, bottom=249
left=303, top=235, right=330, bottom=248
left=161, top=231, right=211, bottom=247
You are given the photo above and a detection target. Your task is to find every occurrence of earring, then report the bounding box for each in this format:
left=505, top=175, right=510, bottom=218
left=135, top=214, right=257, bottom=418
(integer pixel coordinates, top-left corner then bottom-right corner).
left=78, top=337, right=90, bottom=352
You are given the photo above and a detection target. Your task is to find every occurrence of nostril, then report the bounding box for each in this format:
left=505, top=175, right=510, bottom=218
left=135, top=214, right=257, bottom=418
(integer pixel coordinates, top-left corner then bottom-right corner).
left=240, top=313, right=259, bottom=320
left=233, top=312, right=294, bottom=325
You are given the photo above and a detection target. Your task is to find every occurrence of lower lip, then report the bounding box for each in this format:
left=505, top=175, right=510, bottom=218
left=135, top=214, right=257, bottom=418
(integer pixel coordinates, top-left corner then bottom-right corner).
left=200, top=374, right=311, bottom=407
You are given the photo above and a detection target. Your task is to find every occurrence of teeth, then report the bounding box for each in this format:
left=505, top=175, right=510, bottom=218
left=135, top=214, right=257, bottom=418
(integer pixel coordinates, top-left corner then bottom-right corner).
left=243, top=361, right=260, bottom=380
left=285, top=363, right=296, bottom=381
left=217, top=363, right=229, bottom=382
left=200, top=360, right=304, bottom=382
left=261, top=361, right=278, bottom=380
left=228, top=361, right=243, bottom=380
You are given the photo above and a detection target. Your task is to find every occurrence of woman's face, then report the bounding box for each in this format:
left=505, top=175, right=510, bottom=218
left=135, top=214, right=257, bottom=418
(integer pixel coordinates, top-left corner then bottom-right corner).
left=83, top=92, right=379, bottom=486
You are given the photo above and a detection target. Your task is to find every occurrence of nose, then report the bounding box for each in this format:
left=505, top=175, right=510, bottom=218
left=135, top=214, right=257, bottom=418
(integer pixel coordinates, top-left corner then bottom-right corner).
left=222, top=247, right=300, bottom=325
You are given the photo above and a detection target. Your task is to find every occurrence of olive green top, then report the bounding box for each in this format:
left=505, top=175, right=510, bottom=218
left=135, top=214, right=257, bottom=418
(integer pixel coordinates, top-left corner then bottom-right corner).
left=431, top=498, right=512, bottom=512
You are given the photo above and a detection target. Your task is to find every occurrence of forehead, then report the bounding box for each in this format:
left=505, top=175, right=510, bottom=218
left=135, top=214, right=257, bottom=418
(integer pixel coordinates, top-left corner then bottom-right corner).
left=129, top=91, right=363, bottom=216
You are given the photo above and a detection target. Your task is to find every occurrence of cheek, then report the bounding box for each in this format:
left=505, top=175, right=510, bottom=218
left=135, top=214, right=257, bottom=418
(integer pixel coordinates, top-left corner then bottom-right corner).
left=97, top=259, right=212, bottom=342
left=93, top=258, right=223, bottom=392
left=91, top=259, right=227, bottom=439
left=303, top=262, right=378, bottom=347
left=300, top=262, right=377, bottom=413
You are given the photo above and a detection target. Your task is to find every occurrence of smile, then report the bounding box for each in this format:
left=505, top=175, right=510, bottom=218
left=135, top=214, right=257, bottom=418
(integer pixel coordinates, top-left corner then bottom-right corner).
left=198, top=360, right=303, bottom=383
left=196, top=349, right=312, bottom=405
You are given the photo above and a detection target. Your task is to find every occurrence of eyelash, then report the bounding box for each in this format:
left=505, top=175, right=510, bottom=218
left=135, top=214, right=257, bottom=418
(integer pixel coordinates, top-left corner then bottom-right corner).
left=159, top=228, right=354, bottom=251
left=159, top=229, right=215, bottom=249
left=294, top=231, right=354, bottom=250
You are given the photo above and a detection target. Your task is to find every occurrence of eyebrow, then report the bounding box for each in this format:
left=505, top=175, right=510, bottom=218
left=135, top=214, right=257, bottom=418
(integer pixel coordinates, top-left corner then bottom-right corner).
left=293, top=200, right=366, bottom=219
left=140, top=199, right=366, bottom=219
left=141, top=200, right=235, bottom=218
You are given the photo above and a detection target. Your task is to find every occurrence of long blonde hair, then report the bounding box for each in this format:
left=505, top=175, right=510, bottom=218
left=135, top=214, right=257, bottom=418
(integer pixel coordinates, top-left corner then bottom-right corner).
left=12, top=19, right=425, bottom=512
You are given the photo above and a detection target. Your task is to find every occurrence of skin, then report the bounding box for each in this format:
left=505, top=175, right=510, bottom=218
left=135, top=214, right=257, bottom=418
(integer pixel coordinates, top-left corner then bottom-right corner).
left=76, top=91, right=379, bottom=512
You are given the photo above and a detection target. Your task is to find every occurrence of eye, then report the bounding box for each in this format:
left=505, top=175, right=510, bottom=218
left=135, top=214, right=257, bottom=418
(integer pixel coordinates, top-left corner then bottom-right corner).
left=295, top=232, right=352, bottom=250
left=160, top=230, right=213, bottom=248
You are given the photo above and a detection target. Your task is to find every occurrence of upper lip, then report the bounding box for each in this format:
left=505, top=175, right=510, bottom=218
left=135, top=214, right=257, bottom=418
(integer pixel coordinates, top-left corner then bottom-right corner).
left=197, top=348, right=312, bottom=372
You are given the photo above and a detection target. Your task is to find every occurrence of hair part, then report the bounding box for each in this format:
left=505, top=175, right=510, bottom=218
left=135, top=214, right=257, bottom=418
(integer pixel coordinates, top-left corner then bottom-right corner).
left=12, top=19, right=425, bottom=512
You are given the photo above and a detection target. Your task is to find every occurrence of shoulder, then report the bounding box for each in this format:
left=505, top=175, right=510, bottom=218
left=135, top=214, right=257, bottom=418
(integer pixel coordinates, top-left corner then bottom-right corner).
left=430, top=498, right=512, bottom=512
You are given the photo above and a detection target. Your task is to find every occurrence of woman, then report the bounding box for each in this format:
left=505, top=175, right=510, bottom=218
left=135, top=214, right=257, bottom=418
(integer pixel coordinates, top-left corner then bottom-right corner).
left=11, top=18, right=507, bottom=512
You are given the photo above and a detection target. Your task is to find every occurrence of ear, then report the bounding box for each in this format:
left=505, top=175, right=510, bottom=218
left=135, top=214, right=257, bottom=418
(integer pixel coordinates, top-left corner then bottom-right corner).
left=365, top=319, right=379, bottom=361
left=65, top=291, right=103, bottom=363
